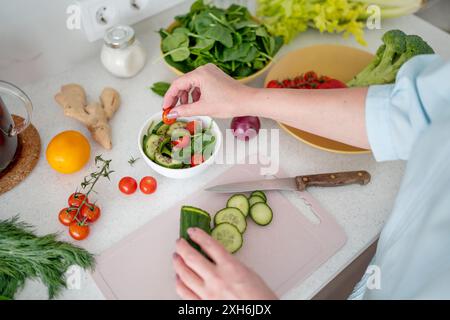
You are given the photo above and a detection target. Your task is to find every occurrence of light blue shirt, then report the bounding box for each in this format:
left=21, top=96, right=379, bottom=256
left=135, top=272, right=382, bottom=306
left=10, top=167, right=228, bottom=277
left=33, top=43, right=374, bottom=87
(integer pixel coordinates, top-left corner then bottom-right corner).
left=355, top=55, right=450, bottom=299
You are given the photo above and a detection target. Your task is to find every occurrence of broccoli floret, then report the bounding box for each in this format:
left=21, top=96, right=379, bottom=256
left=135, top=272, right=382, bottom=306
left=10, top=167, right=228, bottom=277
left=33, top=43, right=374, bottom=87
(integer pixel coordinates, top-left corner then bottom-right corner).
left=347, top=30, right=434, bottom=87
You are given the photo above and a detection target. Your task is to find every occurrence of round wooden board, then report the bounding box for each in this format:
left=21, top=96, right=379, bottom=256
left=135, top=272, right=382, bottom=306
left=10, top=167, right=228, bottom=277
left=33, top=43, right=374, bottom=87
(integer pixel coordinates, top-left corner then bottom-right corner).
left=264, top=44, right=373, bottom=154
left=0, top=115, right=41, bottom=195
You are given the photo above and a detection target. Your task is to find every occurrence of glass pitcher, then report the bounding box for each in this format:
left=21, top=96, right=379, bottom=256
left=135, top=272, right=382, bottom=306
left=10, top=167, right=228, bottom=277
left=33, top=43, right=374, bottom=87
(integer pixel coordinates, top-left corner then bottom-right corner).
left=0, top=81, right=33, bottom=173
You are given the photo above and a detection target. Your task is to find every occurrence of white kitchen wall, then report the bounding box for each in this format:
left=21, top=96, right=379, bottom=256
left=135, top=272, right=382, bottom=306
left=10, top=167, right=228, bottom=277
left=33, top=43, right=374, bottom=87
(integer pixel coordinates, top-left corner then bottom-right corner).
left=0, top=0, right=189, bottom=86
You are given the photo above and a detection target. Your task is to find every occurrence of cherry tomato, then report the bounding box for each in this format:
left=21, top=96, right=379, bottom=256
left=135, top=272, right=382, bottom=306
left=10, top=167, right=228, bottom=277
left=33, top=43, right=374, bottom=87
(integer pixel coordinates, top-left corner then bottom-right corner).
left=68, top=192, right=87, bottom=207
left=58, top=207, right=77, bottom=226
left=162, top=107, right=176, bottom=125
left=266, top=80, right=282, bottom=88
left=282, top=79, right=294, bottom=88
left=81, top=203, right=101, bottom=223
left=140, top=176, right=158, bottom=195
left=69, top=222, right=90, bottom=241
left=186, top=121, right=201, bottom=135
left=318, top=79, right=347, bottom=89
left=191, top=154, right=204, bottom=167
left=304, top=71, right=318, bottom=82
left=172, top=135, right=190, bottom=148
left=119, top=177, right=138, bottom=195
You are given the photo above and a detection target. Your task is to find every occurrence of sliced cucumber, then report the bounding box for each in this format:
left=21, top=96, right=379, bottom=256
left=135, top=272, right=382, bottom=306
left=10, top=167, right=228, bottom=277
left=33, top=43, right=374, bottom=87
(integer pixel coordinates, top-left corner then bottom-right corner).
left=248, top=195, right=265, bottom=207
left=147, top=121, right=156, bottom=136
left=144, top=134, right=163, bottom=161
left=211, top=223, right=243, bottom=254
left=226, top=194, right=249, bottom=217
left=158, top=136, right=171, bottom=153
left=167, top=121, right=187, bottom=136
left=154, top=151, right=183, bottom=169
left=151, top=121, right=164, bottom=134
left=251, top=190, right=267, bottom=202
left=161, top=145, right=172, bottom=157
left=156, top=123, right=170, bottom=135
left=249, top=203, right=273, bottom=226
left=214, top=208, right=247, bottom=233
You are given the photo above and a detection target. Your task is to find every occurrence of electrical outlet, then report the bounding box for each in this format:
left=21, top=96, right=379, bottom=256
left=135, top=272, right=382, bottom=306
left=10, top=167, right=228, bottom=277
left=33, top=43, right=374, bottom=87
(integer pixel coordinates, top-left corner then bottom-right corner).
left=77, top=0, right=184, bottom=42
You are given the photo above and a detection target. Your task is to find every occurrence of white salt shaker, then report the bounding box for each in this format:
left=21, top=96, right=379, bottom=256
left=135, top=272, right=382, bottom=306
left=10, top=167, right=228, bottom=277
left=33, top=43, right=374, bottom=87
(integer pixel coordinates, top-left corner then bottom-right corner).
left=101, top=25, right=147, bottom=78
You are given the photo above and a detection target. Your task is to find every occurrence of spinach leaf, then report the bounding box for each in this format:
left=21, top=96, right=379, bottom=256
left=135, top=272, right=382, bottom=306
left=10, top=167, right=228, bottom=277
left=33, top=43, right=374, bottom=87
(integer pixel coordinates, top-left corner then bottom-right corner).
left=204, top=24, right=233, bottom=48
left=150, top=82, right=171, bottom=97
left=162, top=32, right=190, bottom=61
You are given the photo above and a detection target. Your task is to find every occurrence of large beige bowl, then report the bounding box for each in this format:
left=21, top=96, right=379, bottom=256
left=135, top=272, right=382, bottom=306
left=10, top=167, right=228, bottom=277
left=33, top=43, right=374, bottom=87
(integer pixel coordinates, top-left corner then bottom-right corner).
left=161, top=21, right=274, bottom=84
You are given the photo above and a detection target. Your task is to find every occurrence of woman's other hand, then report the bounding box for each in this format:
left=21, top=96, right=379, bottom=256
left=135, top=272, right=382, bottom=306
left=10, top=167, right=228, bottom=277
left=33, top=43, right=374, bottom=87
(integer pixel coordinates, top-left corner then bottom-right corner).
left=173, top=227, right=277, bottom=300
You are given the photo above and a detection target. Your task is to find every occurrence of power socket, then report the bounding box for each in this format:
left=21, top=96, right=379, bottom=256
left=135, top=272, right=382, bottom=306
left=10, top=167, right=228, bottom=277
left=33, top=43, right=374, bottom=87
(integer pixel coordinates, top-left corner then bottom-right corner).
left=77, top=0, right=184, bottom=42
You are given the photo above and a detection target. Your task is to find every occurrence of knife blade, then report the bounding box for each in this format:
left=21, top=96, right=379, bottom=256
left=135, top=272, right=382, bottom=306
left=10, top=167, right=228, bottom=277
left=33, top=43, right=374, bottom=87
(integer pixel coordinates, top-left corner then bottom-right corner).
left=205, top=171, right=371, bottom=193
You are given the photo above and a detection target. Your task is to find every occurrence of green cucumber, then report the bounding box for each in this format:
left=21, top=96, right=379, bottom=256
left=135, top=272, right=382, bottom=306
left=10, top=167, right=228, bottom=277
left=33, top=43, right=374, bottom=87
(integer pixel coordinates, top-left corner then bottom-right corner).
left=251, top=190, right=267, bottom=202
left=226, top=194, right=249, bottom=217
left=249, top=203, right=273, bottom=226
left=156, top=123, right=170, bottom=135
left=161, top=145, right=172, bottom=157
left=211, top=223, right=243, bottom=254
left=180, top=206, right=211, bottom=252
left=154, top=152, right=183, bottom=168
left=144, top=134, right=164, bottom=161
left=248, top=195, right=265, bottom=207
left=167, top=121, right=187, bottom=136
left=151, top=121, right=164, bottom=134
left=214, top=208, right=247, bottom=233
left=147, top=121, right=156, bottom=136
left=158, top=136, right=171, bottom=153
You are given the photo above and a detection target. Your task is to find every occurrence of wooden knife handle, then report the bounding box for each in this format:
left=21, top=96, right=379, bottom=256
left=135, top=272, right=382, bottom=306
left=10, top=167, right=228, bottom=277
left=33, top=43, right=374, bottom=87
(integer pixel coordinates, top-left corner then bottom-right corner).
left=295, top=171, right=371, bottom=191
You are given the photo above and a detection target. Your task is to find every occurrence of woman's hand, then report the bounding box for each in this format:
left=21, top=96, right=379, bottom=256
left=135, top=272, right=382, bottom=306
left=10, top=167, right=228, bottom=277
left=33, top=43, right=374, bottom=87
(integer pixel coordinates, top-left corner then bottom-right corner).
left=163, top=64, right=253, bottom=119
left=173, top=227, right=277, bottom=300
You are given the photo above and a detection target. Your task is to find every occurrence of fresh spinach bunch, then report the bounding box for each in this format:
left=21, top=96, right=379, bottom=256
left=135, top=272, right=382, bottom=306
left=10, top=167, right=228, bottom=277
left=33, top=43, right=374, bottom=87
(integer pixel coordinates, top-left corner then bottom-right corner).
left=159, top=0, right=283, bottom=79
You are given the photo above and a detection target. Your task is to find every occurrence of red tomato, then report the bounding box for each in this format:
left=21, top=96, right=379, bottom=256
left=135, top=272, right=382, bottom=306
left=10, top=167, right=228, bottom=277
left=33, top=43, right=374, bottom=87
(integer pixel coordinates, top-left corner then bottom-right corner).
left=266, top=80, right=282, bottom=88
left=282, top=79, right=294, bottom=88
left=58, top=207, right=77, bottom=226
left=69, top=222, right=90, bottom=241
left=304, top=71, right=318, bottom=82
left=172, top=135, right=190, bottom=148
left=191, top=154, right=204, bottom=167
left=162, top=107, right=176, bottom=125
left=140, top=176, right=158, bottom=195
left=119, top=177, right=138, bottom=195
left=186, top=121, right=201, bottom=135
left=81, top=203, right=101, bottom=223
left=68, top=193, right=87, bottom=207
left=318, top=79, right=347, bottom=89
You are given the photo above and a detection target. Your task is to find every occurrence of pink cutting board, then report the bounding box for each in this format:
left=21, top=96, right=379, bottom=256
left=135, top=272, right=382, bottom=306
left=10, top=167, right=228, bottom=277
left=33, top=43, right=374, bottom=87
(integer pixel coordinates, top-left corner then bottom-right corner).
left=92, top=164, right=347, bottom=299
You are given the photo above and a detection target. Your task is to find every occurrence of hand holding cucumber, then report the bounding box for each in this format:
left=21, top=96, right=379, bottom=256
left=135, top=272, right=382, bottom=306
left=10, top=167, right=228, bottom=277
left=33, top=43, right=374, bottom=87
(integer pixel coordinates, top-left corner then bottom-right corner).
left=173, top=227, right=277, bottom=300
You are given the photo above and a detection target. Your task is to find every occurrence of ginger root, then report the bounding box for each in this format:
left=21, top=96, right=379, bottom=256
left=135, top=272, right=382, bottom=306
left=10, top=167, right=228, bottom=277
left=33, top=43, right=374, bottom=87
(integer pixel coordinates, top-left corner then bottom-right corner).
left=54, top=84, right=120, bottom=149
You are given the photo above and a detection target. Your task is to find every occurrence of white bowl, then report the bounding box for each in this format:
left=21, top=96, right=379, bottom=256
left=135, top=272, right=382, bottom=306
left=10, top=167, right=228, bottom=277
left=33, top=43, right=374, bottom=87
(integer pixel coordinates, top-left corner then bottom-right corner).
left=138, top=111, right=222, bottom=179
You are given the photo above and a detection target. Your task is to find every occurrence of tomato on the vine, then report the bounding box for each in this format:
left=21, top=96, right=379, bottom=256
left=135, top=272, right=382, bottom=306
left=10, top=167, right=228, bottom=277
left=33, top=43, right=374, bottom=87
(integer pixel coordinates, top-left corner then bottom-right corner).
left=140, top=176, right=158, bottom=195
left=69, top=222, right=90, bottom=241
left=68, top=192, right=87, bottom=207
left=162, top=107, right=176, bottom=125
left=81, top=203, right=101, bottom=223
left=119, top=176, right=138, bottom=195
left=58, top=207, right=77, bottom=226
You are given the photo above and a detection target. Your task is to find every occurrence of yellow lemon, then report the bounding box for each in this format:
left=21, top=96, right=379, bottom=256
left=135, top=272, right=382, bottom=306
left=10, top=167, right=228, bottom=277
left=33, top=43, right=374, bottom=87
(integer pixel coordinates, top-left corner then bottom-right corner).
left=46, top=130, right=90, bottom=174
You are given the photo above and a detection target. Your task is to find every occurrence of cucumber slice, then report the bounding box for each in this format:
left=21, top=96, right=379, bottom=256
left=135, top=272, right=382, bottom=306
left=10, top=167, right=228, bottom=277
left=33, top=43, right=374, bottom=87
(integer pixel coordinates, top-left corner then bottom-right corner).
left=154, top=152, right=183, bottom=169
left=167, top=121, right=187, bottom=136
left=248, top=195, right=265, bottom=207
left=161, top=145, right=172, bottom=157
left=158, top=136, right=171, bottom=153
left=249, top=203, right=273, bottom=226
left=144, top=134, right=164, bottom=161
left=251, top=190, right=267, bottom=202
left=147, top=121, right=156, bottom=136
left=211, top=223, right=243, bottom=254
left=156, top=124, right=170, bottom=135
left=180, top=206, right=211, bottom=252
left=226, top=194, right=249, bottom=217
left=151, top=121, right=164, bottom=134
left=214, top=208, right=247, bottom=233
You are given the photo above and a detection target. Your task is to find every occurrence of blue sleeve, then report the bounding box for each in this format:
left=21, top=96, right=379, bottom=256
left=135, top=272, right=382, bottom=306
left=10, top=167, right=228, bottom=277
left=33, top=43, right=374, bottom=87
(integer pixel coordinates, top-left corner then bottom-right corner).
left=365, top=55, right=450, bottom=161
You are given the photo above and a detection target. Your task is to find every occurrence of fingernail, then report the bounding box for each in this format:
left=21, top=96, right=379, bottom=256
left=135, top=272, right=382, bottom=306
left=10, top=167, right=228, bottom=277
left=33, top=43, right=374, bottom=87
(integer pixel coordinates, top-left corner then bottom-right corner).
left=187, top=227, right=196, bottom=235
left=173, top=253, right=178, bottom=259
left=166, top=110, right=179, bottom=119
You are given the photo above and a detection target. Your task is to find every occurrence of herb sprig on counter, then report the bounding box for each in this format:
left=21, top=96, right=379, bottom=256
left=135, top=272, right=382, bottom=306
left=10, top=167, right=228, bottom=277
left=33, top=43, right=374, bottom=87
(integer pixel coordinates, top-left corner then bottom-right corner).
left=0, top=216, right=95, bottom=299
left=159, top=0, right=283, bottom=79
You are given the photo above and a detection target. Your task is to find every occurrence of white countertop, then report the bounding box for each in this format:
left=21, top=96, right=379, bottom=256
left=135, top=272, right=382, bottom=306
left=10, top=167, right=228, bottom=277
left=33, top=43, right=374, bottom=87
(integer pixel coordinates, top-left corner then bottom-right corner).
left=2, top=3, right=450, bottom=300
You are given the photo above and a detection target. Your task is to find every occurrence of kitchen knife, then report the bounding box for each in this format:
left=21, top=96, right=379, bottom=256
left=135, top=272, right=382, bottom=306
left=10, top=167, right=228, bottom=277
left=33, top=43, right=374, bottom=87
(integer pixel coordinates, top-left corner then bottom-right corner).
left=205, top=171, right=371, bottom=193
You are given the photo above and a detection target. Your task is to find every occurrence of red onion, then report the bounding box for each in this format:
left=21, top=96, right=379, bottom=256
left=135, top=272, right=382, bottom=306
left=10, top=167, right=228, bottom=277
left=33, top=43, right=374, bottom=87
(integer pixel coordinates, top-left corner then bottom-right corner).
left=230, top=116, right=261, bottom=141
